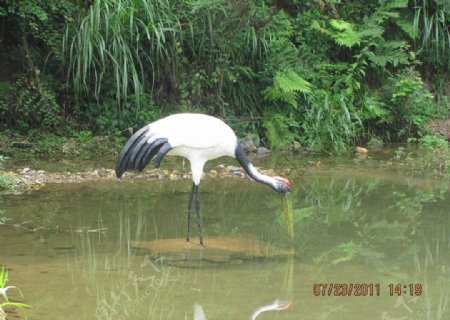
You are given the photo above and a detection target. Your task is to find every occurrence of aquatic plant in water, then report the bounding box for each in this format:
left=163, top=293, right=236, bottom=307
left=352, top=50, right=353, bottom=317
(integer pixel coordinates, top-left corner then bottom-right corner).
left=0, top=266, right=30, bottom=319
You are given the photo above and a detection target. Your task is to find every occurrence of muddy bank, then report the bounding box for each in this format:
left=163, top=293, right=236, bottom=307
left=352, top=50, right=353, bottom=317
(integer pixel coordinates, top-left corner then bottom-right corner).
left=1, top=164, right=289, bottom=193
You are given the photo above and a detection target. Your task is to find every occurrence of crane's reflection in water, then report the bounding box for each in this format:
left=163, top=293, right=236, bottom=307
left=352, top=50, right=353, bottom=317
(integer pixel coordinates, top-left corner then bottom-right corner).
left=194, top=299, right=292, bottom=320
left=192, top=252, right=294, bottom=320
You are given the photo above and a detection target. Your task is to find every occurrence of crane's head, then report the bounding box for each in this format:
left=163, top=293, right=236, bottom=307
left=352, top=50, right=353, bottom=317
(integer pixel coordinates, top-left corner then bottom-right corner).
left=273, top=176, right=292, bottom=195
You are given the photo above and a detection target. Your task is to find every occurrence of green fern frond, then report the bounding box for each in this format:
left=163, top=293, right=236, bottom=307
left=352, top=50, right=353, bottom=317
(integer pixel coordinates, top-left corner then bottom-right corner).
left=332, top=241, right=361, bottom=265
left=395, top=18, right=417, bottom=38
left=264, top=70, right=312, bottom=109
left=358, top=23, right=384, bottom=39
left=330, top=19, right=361, bottom=47
left=311, top=20, right=334, bottom=40
left=330, top=19, right=353, bottom=31
left=274, top=70, right=312, bottom=93
left=369, top=0, right=406, bottom=25
left=264, top=86, right=298, bottom=107
left=314, top=19, right=362, bottom=48
left=369, top=40, right=409, bottom=67
left=384, top=0, right=408, bottom=10
left=377, top=10, right=400, bottom=20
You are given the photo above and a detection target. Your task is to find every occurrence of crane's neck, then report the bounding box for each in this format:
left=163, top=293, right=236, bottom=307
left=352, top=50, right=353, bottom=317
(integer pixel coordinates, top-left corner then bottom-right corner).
left=235, top=145, right=277, bottom=190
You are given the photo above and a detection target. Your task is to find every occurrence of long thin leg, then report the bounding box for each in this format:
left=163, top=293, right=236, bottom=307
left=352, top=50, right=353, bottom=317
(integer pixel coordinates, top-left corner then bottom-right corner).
left=194, top=184, right=203, bottom=245
left=186, top=182, right=196, bottom=242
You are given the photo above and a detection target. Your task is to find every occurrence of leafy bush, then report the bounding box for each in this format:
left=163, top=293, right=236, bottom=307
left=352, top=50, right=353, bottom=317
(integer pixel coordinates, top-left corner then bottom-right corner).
left=263, top=112, right=300, bottom=147
left=0, top=73, right=62, bottom=132
left=92, top=93, right=161, bottom=133
left=383, top=68, right=435, bottom=139
left=0, top=0, right=74, bottom=133
left=418, top=135, right=449, bottom=151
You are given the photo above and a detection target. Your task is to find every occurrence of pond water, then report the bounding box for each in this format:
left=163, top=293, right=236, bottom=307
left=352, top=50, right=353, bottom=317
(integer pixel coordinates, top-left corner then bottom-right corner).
left=1, top=150, right=450, bottom=319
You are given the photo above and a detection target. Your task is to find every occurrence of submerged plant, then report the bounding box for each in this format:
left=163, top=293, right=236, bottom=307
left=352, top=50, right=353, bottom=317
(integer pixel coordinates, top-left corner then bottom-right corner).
left=0, top=266, right=30, bottom=319
left=395, top=136, right=450, bottom=174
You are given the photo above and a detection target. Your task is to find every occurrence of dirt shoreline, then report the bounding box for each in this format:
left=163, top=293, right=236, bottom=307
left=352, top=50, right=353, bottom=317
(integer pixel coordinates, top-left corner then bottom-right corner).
left=1, top=165, right=286, bottom=193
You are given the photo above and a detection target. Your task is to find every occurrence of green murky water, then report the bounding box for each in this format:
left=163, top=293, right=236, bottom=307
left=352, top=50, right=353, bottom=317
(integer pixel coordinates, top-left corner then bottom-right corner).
left=1, top=151, right=450, bottom=319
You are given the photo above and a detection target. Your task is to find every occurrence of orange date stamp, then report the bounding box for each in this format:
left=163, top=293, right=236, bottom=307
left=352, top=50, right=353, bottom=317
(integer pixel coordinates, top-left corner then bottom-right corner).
left=313, top=283, right=381, bottom=296
left=313, top=283, right=423, bottom=297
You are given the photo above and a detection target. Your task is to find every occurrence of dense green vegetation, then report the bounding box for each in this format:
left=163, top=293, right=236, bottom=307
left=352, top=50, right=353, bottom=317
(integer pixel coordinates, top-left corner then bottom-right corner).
left=0, top=0, right=449, bottom=153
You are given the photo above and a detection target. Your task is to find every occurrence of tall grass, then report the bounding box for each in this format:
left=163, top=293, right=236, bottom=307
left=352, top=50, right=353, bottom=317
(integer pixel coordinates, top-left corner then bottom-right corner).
left=65, top=0, right=182, bottom=105
left=413, top=0, right=450, bottom=65
left=64, top=0, right=273, bottom=116
left=301, top=91, right=362, bottom=154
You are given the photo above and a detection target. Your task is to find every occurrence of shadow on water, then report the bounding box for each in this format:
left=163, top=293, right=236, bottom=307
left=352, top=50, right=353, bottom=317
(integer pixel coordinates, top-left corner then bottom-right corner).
left=1, top=152, right=450, bottom=319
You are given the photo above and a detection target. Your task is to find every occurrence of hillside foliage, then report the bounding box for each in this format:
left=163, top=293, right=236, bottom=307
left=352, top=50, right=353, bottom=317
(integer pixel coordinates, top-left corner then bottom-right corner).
left=0, top=0, right=448, bottom=153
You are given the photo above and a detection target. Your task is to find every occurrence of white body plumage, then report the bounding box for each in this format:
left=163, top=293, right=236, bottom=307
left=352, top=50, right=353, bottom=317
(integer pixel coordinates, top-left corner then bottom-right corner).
left=148, top=113, right=237, bottom=184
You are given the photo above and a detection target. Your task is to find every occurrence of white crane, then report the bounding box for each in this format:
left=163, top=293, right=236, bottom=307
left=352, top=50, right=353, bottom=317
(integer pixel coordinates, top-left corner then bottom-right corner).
left=115, top=113, right=292, bottom=245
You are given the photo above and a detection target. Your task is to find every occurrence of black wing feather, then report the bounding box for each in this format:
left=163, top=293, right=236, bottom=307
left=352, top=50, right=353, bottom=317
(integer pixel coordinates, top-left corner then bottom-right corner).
left=115, top=126, right=149, bottom=177
left=115, top=126, right=172, bottom=178
left=135, top=138, right=168, bottom=171
left=153, top=142, right=172, bottom=168
left=128, top=135, right=154, bottom=169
